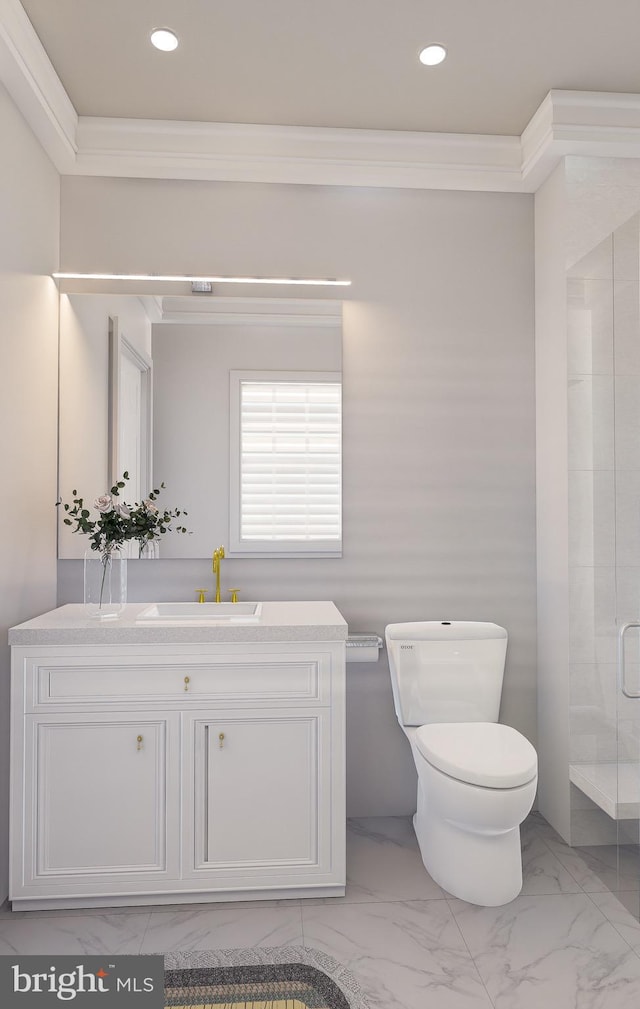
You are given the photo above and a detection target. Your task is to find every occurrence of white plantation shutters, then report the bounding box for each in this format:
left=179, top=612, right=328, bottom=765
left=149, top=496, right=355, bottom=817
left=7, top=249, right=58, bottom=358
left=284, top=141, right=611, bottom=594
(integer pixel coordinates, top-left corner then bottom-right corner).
left=230, top=371, right=342, bottom=555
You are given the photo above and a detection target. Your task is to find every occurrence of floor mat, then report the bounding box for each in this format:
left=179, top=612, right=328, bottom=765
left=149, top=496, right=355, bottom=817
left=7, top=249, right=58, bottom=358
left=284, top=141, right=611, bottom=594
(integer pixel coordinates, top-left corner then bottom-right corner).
left=164, top=947, right=369, bottom=1009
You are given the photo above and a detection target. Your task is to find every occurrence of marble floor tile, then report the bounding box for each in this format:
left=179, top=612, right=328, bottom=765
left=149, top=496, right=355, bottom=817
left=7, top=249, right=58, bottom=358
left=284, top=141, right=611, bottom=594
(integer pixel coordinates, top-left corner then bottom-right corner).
left=546, top=839, right=640, bottom=892
left=139, top=904, right=304, bottom=953
left=449, top=892, right=640, bottom=1008
left=519, top=832, right=582, bottom=895
left=589, top=890, right=640, bottom=950
left=304, top=816, right=444, bottom=905
left=301, top=899, right=493, bottom=1009
left=0, top=912, right=150, bottom=954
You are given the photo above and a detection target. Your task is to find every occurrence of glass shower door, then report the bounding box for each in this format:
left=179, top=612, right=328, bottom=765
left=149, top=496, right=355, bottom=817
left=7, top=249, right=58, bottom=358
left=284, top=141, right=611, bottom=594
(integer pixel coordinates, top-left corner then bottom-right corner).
left=567, top=212, right=640, bottom=913
left=611, top=213, right=640, bottom=918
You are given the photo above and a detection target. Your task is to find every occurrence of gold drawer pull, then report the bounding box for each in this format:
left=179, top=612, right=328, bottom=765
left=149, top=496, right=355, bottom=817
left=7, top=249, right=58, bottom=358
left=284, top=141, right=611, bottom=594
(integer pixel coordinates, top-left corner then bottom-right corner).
left=219, top=732, right=225, bottom=749
left=184, top=676, right=190, bottom=692
left=136, top=735, right=143, bottom=751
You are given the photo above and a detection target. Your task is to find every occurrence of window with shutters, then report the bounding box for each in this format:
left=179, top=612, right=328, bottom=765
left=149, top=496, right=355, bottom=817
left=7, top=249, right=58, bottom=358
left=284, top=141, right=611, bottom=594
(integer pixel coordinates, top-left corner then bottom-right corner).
left=229, top=371, right=342, bottom=556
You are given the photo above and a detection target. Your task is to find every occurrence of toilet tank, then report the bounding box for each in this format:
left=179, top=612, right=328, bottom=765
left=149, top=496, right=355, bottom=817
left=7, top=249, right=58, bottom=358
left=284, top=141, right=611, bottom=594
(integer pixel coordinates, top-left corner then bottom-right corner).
left=385, top=621, right=508, bottom=726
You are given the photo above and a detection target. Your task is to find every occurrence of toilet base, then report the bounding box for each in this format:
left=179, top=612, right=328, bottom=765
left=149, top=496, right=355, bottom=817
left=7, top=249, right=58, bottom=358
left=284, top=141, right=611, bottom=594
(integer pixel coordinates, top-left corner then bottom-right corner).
left=413, top=809, right=523, bottom=906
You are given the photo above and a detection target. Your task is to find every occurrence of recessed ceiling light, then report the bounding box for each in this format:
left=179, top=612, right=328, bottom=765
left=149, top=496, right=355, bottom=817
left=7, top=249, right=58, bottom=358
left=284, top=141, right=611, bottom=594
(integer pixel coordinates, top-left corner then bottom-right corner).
left=419, top=44, right=447, bottom=66
left=150, top=28, right=179, bottom=52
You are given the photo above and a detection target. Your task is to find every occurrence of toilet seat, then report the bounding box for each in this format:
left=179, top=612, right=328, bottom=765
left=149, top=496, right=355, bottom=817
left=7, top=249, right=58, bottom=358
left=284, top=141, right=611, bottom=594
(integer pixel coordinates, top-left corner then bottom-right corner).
left=415, top=722, right=537, bottom=789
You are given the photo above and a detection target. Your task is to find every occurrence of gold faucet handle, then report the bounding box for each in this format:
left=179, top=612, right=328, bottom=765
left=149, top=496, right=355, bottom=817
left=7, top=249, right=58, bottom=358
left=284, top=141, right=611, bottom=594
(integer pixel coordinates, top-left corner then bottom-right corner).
left=195, top=588, right=208, bottom=603
left=229, top=588, right=240, bottom=603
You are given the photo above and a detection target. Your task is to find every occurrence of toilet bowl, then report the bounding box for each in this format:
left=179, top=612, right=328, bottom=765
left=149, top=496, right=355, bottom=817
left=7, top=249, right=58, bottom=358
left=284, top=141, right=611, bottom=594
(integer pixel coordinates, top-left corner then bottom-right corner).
left=385, top=621, right=538, bottom=907
left=406, top=722, right=537, bottom=905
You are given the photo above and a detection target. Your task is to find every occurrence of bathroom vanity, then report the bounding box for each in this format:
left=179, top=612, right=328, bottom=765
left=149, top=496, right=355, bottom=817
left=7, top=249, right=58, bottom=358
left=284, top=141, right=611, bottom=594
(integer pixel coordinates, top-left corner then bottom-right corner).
left=8, top=601, right=347, bottom=911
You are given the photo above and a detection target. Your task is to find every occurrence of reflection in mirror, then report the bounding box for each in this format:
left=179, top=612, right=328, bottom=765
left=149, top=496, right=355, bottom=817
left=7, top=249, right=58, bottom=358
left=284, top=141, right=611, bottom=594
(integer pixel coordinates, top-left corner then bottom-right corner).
left=107, top=315, right=153, bottom=499
left=229, top=369, right=342, bottom=557
left=58, top=294, right=343, bottom=559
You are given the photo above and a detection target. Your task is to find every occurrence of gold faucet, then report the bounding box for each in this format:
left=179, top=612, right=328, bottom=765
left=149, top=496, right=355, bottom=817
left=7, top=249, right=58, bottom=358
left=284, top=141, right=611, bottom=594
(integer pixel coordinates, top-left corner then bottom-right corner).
left=212, top=545, right=225, bottom=603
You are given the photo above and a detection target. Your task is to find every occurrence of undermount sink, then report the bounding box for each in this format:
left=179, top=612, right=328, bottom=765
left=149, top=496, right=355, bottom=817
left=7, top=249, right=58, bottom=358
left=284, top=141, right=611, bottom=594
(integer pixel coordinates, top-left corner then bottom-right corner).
left=136, top=602, right=263, bottom=624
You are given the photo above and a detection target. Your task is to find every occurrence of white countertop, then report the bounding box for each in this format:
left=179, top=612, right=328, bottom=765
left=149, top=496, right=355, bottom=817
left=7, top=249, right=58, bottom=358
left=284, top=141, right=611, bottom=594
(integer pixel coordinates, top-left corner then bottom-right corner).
left=9, top=601, right=348, bottom=646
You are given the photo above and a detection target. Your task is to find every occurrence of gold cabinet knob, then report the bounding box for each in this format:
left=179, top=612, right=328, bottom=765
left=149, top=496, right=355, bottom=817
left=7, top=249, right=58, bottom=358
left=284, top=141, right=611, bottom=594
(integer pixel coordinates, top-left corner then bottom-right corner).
left=136, top=735, right=143, bottom=751
left=219, top=732, right=225, bottom=749
left=184, top=675, right=190, bottom=692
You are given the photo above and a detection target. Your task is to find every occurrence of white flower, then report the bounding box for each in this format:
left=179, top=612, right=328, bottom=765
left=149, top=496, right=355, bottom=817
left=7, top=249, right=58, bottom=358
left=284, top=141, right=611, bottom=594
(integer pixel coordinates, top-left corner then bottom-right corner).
left=143, top=499, right=159, bottom=515
left=94, top=494, right=113, bottom=513
left=115, top=502, right=130, bottom=518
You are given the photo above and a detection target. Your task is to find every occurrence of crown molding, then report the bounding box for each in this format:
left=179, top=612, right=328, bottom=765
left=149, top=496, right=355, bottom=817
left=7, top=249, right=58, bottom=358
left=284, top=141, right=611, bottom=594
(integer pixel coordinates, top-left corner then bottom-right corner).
left=154, top=296, right=343, bottom=327
left=5, top=0, right=640, bottom=192
left=66, top=291, right=343, bottom=326
left=521, top=89, right=640, bottom=189
left=0, top=0, right=76, bottom=169
left=73, top=116, right=524, bottom=192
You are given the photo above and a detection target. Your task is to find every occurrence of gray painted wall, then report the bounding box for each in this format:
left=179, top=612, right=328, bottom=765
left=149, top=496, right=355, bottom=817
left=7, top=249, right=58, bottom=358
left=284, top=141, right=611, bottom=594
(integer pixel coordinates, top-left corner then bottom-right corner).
left=58, top=177, right=536, bottom=816
left=0, top=84, right=60, bottom=902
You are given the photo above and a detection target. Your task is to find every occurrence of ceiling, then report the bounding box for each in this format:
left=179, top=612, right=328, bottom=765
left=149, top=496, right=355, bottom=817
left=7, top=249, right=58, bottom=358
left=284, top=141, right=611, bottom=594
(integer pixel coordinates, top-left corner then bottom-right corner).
left=5, top=0, right=640, bottom=193
left=17, top=0, right=640, bottom=136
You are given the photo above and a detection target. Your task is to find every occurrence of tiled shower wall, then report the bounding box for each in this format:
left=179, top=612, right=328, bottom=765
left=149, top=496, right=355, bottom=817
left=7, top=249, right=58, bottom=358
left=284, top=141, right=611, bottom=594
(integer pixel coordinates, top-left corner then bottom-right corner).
left=568, top=213, right=640, bottom=845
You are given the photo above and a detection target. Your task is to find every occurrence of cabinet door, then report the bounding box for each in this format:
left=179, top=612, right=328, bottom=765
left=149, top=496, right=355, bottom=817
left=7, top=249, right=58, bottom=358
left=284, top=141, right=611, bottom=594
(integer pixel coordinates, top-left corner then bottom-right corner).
left=20, top=712, right=179, bottom=892
left=186, top=710, right=333, bottom=877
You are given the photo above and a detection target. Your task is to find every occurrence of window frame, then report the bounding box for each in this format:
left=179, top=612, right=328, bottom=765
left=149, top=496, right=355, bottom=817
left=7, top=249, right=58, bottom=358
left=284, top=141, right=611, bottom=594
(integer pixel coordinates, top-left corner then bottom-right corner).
left=228, top=369, right=342, bottom=558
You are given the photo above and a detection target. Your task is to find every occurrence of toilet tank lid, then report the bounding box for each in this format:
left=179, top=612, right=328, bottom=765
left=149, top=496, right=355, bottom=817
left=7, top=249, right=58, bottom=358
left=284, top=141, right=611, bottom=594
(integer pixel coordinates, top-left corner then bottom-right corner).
left=385, top=621, right=507, bottom=642
left=415, top=722, right=537, bottom=789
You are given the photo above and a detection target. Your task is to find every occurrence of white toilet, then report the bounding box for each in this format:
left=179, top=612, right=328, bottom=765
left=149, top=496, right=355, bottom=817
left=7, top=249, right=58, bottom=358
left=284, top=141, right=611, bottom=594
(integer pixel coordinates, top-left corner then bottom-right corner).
left=385, top=620, right=537, bottom=906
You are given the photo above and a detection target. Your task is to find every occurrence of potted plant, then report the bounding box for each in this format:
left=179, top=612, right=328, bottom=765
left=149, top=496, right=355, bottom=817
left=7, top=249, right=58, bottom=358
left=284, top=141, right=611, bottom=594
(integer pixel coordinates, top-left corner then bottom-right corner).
left=57, top=473, right=188, bottom=617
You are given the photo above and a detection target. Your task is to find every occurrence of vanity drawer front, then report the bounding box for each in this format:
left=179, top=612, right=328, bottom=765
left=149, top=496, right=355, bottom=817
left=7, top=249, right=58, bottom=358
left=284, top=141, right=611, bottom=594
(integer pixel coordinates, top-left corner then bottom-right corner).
left=24, top=651, right=332, bottom=710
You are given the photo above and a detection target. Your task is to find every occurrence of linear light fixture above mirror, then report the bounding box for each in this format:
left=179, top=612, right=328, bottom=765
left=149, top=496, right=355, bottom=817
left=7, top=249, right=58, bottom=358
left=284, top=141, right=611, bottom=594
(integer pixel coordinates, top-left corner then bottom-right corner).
left=53, top=272, right=351, bottom=287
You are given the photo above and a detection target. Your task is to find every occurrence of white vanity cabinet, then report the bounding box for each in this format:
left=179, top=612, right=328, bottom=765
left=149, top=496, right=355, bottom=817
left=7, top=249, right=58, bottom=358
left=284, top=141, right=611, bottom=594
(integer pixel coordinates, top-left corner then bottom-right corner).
left=9, top=605, right=346, bottom=911
left=21, top=711, right=181, bottom=887
left=186, top=710, right=331, bottom=873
